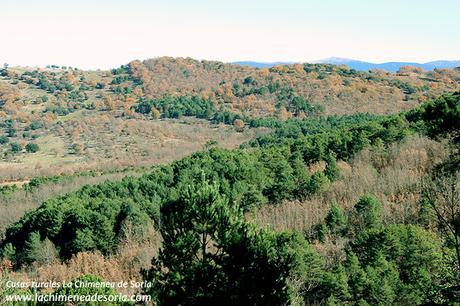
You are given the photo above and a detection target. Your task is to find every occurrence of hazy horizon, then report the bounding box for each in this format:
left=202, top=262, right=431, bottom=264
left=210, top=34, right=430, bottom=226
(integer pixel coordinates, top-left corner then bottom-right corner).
left=2, top=0, right=459, bottom=69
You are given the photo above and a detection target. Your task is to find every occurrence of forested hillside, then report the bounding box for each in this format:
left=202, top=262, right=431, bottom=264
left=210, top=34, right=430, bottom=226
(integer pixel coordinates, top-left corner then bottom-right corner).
left=1, top=58, right=459, bottom=183
left=1, top=81, right=459, bottom=305
left=2, top=0, right=459, bottom=302
left=129, top=57, right=460, bottom=116
left=0, top=57, right=459, bottom=305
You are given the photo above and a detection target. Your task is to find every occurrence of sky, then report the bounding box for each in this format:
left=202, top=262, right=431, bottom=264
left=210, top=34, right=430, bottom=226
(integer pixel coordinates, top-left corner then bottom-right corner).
left=1, top=0, right=459, bottom=69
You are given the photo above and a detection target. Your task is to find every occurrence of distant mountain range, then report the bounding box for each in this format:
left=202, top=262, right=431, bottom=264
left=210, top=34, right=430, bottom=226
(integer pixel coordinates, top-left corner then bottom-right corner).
left=233, top=58, right=460, bottom=72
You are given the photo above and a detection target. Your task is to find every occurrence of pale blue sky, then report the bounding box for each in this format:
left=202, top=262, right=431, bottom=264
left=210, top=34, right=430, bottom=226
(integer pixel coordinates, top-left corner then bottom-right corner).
left=1, top=0, right=459, bottom=69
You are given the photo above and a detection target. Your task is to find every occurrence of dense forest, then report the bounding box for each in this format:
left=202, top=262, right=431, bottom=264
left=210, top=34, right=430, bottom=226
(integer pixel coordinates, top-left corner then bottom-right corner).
left=1, top=73, right=459, bottom=305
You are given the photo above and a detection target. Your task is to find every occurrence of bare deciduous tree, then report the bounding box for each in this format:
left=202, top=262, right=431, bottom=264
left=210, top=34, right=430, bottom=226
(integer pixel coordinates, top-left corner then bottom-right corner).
left=424, top=170, right=460, bottom=271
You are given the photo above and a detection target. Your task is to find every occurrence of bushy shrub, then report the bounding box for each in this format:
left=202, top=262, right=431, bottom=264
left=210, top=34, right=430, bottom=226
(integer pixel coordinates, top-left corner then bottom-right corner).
left=0, top=136, right=8, bottom=144
left=10, top=142, right=22, bottom=153
left=25, top=142, right=39, bottom=153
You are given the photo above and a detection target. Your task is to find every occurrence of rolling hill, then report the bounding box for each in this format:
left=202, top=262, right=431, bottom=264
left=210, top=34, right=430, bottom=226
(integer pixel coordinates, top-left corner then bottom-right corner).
left=0, top=57, right=459, bottom=181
